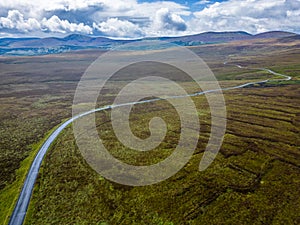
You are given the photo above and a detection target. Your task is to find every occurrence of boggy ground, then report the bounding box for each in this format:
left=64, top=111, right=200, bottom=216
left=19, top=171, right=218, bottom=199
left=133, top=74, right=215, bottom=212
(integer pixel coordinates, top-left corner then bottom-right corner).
left=0, top=41, right=299, bottom=224
left=25, top=84, right=299, bottom=225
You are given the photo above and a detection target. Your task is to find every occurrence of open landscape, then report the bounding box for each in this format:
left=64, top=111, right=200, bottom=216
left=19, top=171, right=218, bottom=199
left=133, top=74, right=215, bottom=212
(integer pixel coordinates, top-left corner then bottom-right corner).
left=1, top=2, right=300, bottom=225
left=0, top=29, right=299, bottom=224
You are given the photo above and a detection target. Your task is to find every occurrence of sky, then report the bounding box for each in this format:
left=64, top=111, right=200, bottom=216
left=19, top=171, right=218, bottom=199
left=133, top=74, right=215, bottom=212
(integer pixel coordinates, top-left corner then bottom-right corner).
left=0, top=0, right=299, bottom=38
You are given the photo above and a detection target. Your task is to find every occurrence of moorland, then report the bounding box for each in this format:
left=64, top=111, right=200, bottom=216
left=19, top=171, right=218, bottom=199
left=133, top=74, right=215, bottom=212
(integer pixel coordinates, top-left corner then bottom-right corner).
left=0, top=32, right=299, bottom=225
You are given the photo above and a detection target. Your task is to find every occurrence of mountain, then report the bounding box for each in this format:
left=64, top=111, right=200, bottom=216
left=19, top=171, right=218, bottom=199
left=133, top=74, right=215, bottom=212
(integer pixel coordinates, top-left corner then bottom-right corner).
left=3, top=34, right=126, bottom=48
left=0, top=34, right=132, bottom=56
left=166, top=31, right=252, bottom=43
left=0, top=37, right=40, bottom=47
left=0, top=31, right=298, bottom=56
left=277, top=34, right=300, bottom=43
left=144, top=31, right=252, bottom=46
left=253, top=31, right=296, bottom=39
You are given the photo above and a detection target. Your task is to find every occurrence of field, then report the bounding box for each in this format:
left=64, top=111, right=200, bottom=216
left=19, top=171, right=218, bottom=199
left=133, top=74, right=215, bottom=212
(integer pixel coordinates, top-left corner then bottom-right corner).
left=25, top=85, right=300, bottom=225
left=0, top=51, right=100, bottom=223
left=0, top=41, right=299, bottom=224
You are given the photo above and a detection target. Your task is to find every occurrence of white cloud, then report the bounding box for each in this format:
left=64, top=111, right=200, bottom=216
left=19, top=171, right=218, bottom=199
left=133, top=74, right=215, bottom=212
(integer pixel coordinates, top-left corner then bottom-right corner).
left=0, top=10, right=40, bottom=32
left=195, top=0, right=211, bottom=5
left=91, top=1, right=190, bottom=24
left=0, top=10, right=92, bottom=34
left=151, top=8, right=187, bottom=35
left=0, top=0, right=190, bottom=37
left=41, top=15, right=93, bottom=34
left=190, top=0, right=300, bottom=34
left=0, top=0, right=300, bottom=37
left=93, top=18, right=143, bottom=38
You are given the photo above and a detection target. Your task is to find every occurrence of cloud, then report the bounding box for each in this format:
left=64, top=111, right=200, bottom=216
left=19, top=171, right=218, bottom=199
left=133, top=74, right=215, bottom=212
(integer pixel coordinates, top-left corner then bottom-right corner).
left=0, top=10, right=40, bottom=32
left=42, top=15, right=93, bottom=34
left=191, top=0, right=300, bottom=34
left=153, top=8, right=187, bottom=32
left=93, top=18, right=143, bottom=38
left=0, top=0, right=300, bottom=37
left=91, top=0, right=189, bottom=19
left=0, top=0, right=190, bottom=37
left=0, top=10, right=92, bottom=34
left=195, top=0, right=211, bottom=5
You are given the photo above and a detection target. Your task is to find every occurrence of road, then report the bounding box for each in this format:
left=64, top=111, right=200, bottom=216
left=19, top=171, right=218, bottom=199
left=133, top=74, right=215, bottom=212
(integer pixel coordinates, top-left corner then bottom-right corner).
left=8, top=64, right=291, bottom=225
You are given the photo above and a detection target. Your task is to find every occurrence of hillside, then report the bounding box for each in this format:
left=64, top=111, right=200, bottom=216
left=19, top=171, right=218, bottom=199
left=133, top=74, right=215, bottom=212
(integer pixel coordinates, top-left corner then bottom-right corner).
left=0, top=31, right=298, bottom=56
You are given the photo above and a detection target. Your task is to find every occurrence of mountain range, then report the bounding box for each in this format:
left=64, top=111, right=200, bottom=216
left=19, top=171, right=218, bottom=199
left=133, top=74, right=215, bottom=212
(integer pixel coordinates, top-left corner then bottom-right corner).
left=0, top=31, right=299, bottom=56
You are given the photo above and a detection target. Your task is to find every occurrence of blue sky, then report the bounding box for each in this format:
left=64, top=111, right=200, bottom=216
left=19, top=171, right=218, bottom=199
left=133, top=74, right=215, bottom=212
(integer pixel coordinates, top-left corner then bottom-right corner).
left=138, top=0, right=227, bottom=9
left=0, top=0, right=299, bottom=38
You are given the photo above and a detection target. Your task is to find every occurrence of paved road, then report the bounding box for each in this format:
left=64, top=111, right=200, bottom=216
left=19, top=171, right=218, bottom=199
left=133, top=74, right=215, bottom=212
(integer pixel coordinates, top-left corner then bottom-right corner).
left=8, top=64, right=291, bottom=225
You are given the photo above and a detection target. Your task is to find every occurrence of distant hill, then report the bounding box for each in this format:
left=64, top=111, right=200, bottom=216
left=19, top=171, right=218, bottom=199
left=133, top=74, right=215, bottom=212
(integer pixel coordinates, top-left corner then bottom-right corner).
left=0, top=31, right=298, bottom=56
left=277, top=34, right=300, bottom=43
left=253, top=31, right=296, bottom=39
left=145, top=31, right=252, bottom=45
left=165, top=31, right=252, bottom=43
left=0, top=37, right=39, bottom=47
left=1, top=34, right=128, bottom=48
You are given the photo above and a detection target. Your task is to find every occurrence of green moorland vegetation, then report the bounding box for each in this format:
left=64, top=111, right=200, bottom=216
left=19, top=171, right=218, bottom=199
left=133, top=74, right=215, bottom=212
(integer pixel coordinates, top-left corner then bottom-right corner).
left=25, top=85, right=300, bottom=225
left=0, top=40, right=299, bottom=224
left=0, top=51, right=100, bottom=223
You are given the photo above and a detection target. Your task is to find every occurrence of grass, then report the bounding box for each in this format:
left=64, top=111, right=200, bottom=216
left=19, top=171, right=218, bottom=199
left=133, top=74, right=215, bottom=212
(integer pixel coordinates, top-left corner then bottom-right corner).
left=1, top=41, right=299, bottom=224
left=0, top=122, right=65, bottom=224
left=24, top=84, right=299, bottom=225
left=0, top=52, right=98, bottom=224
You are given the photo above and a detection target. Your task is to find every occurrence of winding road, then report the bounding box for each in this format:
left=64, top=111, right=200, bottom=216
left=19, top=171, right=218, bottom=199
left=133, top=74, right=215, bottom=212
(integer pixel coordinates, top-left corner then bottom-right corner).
left=8, top=63, right=291, bottom=225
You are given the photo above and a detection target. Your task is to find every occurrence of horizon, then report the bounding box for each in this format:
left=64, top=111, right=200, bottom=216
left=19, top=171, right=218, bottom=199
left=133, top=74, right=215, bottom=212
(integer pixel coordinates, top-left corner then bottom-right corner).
left=1, top=0, right=300, bottom=39
left=1, top=30, right=299, bottom=41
